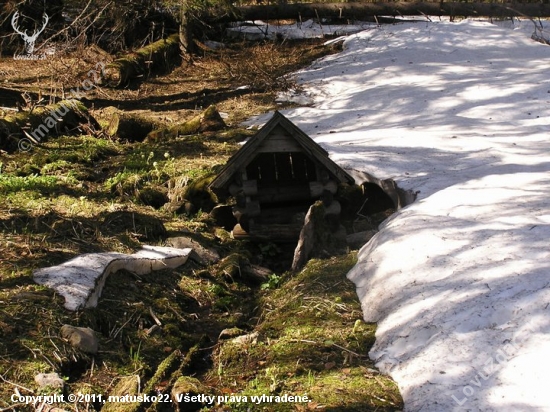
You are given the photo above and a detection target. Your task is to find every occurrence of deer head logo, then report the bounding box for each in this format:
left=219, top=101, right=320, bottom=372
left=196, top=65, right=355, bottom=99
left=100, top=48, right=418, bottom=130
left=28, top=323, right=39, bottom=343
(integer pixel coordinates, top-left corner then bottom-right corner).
left=11, top=11, right=49, bottom=55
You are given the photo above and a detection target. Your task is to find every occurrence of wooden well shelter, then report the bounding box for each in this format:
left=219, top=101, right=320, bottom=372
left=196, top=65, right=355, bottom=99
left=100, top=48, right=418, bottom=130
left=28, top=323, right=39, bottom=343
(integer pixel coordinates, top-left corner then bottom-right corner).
left=209, top=111, right=355, bottom=241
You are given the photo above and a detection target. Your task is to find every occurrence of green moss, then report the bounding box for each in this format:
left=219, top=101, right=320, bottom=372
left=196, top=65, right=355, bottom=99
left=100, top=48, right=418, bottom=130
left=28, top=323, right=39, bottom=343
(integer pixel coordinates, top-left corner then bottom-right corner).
left=210, top=253, right=403, bottom=411
left=102, top=376, right=141, bottom=412
left=0, top=174, right=64, bottom=194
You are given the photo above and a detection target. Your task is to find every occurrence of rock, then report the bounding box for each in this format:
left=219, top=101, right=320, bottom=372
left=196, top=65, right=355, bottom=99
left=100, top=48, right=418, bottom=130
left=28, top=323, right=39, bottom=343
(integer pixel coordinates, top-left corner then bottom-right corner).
left=166, top=236, right=220, bottom=265
left=292, top=202, right=348, bottom=271
left=171, top=376, right=209, bottom=412
left=292, top=201, right=325, bottom=272
left=34, top=372, right=64, bottom=390
left=231, top=331, right=259, bottom=346
left=60, top=325, right=99, bottom=354
left=346, top=230, right=377, bottom=250
left=241, top=264, right=271, bottom=283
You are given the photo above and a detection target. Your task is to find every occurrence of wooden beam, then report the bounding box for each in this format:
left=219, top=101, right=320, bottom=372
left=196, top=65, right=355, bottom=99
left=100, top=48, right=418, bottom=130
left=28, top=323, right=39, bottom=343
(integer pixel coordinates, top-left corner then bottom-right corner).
left=256, top=184, right=313, bottom=204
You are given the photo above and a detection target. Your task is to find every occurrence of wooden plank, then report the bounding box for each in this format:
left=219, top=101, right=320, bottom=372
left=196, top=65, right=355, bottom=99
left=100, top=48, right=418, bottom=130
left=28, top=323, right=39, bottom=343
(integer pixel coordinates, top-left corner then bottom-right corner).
left=256, top=205, right=309, bottom=225
left=246, top=153, right=277, bottom=184
left=257, top=137, right=303, bottom=153
left=249, top=222, right=303, bottom=242
left=275, top=153, right=294, bottom=182
left=292, top=152, right=317, bottom=182
left=242, top=180, right=258, bottom=196
left=246, top=200, right=261, bottom=217
left=256, top=184, right=312, bottom=204
left=232, top=221, right=302, bottom=242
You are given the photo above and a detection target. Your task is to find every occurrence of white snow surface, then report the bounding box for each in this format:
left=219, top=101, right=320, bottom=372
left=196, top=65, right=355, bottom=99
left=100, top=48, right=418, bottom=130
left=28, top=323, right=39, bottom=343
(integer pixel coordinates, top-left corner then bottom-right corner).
left=268, top=19, right=550, bottom=411
left=34, top=246, right=192, bottom=311
left=227, top=19, right=371, bottom=41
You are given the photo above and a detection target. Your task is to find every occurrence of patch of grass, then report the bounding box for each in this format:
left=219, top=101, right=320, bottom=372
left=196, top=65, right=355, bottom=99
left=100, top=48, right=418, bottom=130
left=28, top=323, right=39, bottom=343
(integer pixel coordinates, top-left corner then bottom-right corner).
left=0, top=174, right=63, bottom=194
left=209, top=254, right=403, bottom=411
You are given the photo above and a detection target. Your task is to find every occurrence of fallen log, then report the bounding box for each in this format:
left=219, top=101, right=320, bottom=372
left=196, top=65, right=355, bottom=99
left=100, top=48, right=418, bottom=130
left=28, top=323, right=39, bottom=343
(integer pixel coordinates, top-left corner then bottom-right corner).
left=212, top=2, right=550, bottom=23
left=0, top=99, right=100, bottom=152
left=145, top=105, right=226, bottom=141
left=100, top=33, right=181, bottom=88
left=96, top=106, right=158, bottom=142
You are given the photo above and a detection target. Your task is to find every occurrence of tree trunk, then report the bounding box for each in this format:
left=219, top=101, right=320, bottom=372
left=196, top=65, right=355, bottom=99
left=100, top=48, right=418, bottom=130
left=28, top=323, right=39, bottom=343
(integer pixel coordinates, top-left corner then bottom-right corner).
left=100, top=33, right=181, bottom=88
left=179, top=0, right=194, bottom=57
left=211, top=2, right=550, bottom=23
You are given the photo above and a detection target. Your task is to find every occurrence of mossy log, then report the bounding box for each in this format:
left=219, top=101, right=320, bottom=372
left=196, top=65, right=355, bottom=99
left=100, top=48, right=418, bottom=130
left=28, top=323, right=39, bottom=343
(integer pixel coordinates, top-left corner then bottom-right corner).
left=0, top=99, right=99, bottom=152
left=146, top=105, right=226, bottom=141
left=0, top=87, right=26, bottom=108
left=97, top=107, right=159, bottom=142
left=100, top=33, right=181, bottom=88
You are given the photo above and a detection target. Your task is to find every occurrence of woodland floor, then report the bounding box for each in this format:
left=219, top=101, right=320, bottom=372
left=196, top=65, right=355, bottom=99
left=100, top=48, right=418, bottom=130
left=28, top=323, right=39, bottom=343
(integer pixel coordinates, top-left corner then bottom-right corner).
left=0, top=37, right=403, bottom=411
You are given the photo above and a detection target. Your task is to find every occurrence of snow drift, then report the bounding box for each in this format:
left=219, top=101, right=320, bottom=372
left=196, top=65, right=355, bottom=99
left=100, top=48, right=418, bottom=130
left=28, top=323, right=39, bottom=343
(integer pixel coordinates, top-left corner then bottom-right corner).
left=274, top=19, right=550, bottom=411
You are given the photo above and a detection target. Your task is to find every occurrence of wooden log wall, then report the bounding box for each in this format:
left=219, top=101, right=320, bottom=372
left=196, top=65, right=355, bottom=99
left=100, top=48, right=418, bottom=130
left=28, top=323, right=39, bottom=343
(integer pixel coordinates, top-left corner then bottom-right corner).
left=229, top=175, right=343, bottom=241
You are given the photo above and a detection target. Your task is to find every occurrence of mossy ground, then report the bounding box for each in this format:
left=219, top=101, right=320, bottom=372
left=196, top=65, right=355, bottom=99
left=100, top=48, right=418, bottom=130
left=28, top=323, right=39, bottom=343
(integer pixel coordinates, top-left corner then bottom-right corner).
left=207, top=254, right=402, bottom=411
left=0, top=38, right=402, bottom=411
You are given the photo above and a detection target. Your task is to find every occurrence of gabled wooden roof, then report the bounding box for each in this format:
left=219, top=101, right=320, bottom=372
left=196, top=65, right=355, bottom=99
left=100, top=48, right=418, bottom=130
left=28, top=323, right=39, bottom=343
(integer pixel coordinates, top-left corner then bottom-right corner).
left=209, top=111, right=355, bottom=193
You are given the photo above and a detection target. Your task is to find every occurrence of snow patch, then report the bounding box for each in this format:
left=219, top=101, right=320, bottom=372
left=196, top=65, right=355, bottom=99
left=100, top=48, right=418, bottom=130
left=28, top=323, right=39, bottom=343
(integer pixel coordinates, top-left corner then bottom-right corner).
left=34, top=246, right=193, bottom=311
left=274, top=19, right=550, bottom=411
